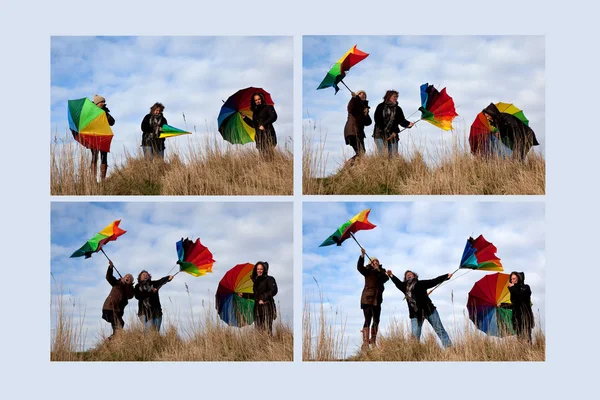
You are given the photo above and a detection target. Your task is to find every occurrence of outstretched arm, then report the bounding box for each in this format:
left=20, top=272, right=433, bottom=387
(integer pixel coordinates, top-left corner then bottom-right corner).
left=420, top=274, right=451, bottom=290
left=396, top=106, right=411, bottom=128
left=389, top=273, right=406, bottom=293
left=241, top=114, right=255, bottom=128
left=106, top=263, right=118, bottom=286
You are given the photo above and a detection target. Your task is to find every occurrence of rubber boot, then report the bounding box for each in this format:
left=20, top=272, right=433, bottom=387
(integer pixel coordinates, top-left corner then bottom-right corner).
left=370, top=326, right=378, bottom=346
left=91, top=161, right=97, bottom=181
left=361, top=328, right=370, bottom=350
left=100, top=164, right=108, bottom=182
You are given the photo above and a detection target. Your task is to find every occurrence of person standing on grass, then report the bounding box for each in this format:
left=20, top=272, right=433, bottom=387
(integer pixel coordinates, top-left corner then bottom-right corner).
left=357, top=248, right=389, bottom=348
left=101, top=261, right=134, bottom=339
left=373, top=90, right=414, bottom=159
left=134, top=270, right=173, bottom=333
left=91, top=95, right=115, bottom=181
left=241, top=92, right=278, bottom=159
left=344, top=90, right=372, bottom=164
left=141, top=102, right=168, bottom=160
left=508, top=271, right=535, bottom=343
left=238, top=261, right=278, bottom=335
left=387, top=269, right=453, bottom=348
left=481, top=103, right=539, bottom=161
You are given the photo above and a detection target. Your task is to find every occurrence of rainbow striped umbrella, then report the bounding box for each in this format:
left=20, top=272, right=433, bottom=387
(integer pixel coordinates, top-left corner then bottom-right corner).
left=460, top=235, right=503, bottom=271
left=159, top=124, right=191, bottom=139
left=467, top=273, right=515, bottom=337
left=70, top=220, right=126, bottom=258
left=418, top=83, right=458, bottom=131
left=176, top=237, right=215, bottom=277
left=218, top=87, right=274, bottom=145
left=68, top=98, right=114, bottom=152
left=469, top=102, right=529, bottom=156
left=320, top=209, right=376, bottom=247
left=317, top=45, right=369, bottom=94
left=216, top=263, right=255, bottom=327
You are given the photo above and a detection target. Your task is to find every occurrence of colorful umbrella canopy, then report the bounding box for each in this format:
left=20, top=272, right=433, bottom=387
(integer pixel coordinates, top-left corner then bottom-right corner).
left=216, top=263, right=255, bottom=327
left=176, top=237, right=215, bottom=277
left=317, top=45, right=369, bottom=94
left=217, top=87, right=275, bottom=145
left=418, top=83, right=458, bottom=131
left=460, top=235, right=503, bottom=271
left=467, top=273, right=515, bottom=337
left=68, top=98, right=114, bottom=152
left=320, top=209, right=376, bottom=247
left=469, top=102, right=529, bottom=156
left=159, top=124, right=191, bottom=139
left=70, top=220, right=126, bottom=258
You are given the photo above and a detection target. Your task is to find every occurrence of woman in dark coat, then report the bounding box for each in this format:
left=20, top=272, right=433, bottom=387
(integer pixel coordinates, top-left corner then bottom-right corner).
left=387, top=269, right=453, bottom=348
left=344, top=90, right=372, bottom=163
left=239, top=261, right=278, bottom=334
left=134, top=270, right=173, bottom=332
left=373, top=90, right=414, bottom=159
left=140, top=102, right=168, bottom=160
left=101, top=261, right=134, bottom=338
left=482, top=103, right=539, bottom=161
left=357, top=248, right=389, bottom=347
left=91, top=95, right=115, bottom=182
left=242, top=92, right=278, bottom=158
left=508, top=271, right=535, bottom=343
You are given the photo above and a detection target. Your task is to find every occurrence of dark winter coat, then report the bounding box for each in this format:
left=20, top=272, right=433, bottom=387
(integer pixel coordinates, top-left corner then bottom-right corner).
left=102, top=266, right=134, bottom=315
left=357, top=255, right=389, bottom=307
left=242, top=97, right=278, bottom=150
left=134, top=276, right=171, bottom=319
left=141, top=113, right=168, bottom=151
left=101, top=105, right=116, bottom=127
left=252, top=274, right=278, bottom=320
left=344, top=96, right=372, bottom=144
left=482, top=103, right=539, bottom=159
left=508, top=272, right=535, bottom=335
left=373, top=102, right=410, bottom=142
left=390, top=273, right=449, bottom=320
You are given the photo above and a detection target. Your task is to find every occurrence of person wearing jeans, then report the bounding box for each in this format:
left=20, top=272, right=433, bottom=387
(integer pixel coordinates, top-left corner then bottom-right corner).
left=134, top=270, right=173, bottom=332
left=373, top=90, right=414, bottom=159
left=387, top=269, right=453, bottom=348
left=140, top=102, right=168, bottom=160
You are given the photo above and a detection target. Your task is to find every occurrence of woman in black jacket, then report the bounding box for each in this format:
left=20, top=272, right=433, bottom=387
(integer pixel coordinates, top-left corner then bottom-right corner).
left=357, top=248, right=389, bottom=348
left=482, top=103, right=539, bottom=161
left=238, top=261, right=278, bottom=334
left=508, top=271, right=535, bottom=343
left=140, top=102, right=168, bottom=160
left=343, top=90, right=372, bottom=164
left=134, top=270, right=173, bottom=332
left=373, top=90, right=414, bottom=159
left=242, top=92, right=278, bottom=159
left=387, top=269, right=453, bottom=348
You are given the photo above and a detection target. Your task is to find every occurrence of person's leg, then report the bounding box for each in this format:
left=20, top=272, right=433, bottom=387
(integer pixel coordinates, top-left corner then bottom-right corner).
left=100, top=151, right=108, bottom=181
left=374, top=138, right=385, bottom=155
left=370, top=305, right=381, bottom=345
left=426, top=309, right=452, bottom=348
left=362, top=307, right=373, bottom=348
left=391, top=141, right=399, bottom=157
left=151, top=316, right=162, bottom=332
left=142, top=146, right=152, bottom=159
left=410, top=318, right=423, bottom=342
left=90, top=149, right=98, bottom=178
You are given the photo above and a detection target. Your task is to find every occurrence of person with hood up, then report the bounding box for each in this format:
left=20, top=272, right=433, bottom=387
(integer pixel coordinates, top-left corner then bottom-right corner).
left=140, top=102, right=168, bottom=160
left=238, top=261, right=278, bottom=335
left=241, top=92, right=278, bottom=159
left=357, top=248, right=389, bottom=348
left=344, top=90, right=372, bottom=164
left=373, top=90, right=414, bottom=159
left=91, top=95, right=115, bottom=181
left=481, top=103, right=539, bottom=161
left=508, top=271, right=535, bottom=343
left=387, top=269, right=453, bottom=348
left=101, top=261, right=134, bottom=338
left=134, top=270, right=173, bottom=332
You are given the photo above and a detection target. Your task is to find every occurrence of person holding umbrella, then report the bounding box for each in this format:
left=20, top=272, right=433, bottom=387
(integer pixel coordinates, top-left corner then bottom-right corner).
left=508, top=271, right=535, bottom=343
left=241, top=92, right=278, bottom=159
left=386, top=269, right=453, bottom=348
left=344, top=90, right=372, bottom=164
left=141, top=102, right=168, bottom=160
left=101, top=261, right=134, bottom=338
left=373, top=90, right=414, bottom=159
left=134, top=270, right=174, bottom=332
left=91, top=95, right=115, bottom=181
left=357, top=248, right=389, bottom=348
left=237, top=261, right=278, bottom=335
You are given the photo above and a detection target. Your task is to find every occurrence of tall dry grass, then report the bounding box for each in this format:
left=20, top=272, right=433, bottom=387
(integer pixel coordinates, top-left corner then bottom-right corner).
left=51, top=133, right=293, bottom=196
left=303, top=297, right=545, bottom=362
left=303, top=128, right=545, bottom=195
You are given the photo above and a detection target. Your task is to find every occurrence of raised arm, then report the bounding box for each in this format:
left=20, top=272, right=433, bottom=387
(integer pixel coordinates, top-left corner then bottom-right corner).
left=357, top=254, right=368, bottom=276
left=106, top=264, right=118, bottom=287
left=105, top=109, right=115, bottom=126
left=389, top=274, right=406, bottom=293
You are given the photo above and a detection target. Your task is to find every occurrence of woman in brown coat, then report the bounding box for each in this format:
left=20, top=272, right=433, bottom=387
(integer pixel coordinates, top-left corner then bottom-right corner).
left=344, top=90, right=372, bottom=163
left=101, top=261, right=134, bottom=338
left=357, top=248, right=389, bottom=348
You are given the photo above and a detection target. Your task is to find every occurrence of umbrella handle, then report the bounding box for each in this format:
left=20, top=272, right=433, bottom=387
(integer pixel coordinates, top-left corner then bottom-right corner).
left=101, top=248, right=122, bottom=278
left=340, top=79, right=352, bottom=94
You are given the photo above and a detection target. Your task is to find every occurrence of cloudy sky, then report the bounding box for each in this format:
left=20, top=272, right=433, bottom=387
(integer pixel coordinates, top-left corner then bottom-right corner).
left=51, top=36, right=294, bottom=164
left=303, top=36, right=545, bottom=175
left=51, top=202, right=293, bottom=350
left=303, top=202, right=545, bottom=356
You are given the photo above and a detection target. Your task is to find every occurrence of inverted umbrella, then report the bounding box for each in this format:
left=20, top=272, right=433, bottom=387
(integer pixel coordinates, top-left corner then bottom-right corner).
left=218, top=87, right=275, bottom=145
left=460, top=235, right=503, bottom=271
left=70, top=220, right=126, bottom=277
left=68, top=98, right=114, bottom=152
left=469, top=102, right=529, bottom=156
left=418, top=83, right=458, bottom=131
left=467, top=273, right=515, bottom=337
left=320, top=209, right=376, bottom=247
left=159, top=124, right=191, bottom=139
left=175, top=237, right=215, bottom=277
left=317, top=45, right=369, bottom=94
left=216, top=263, right=255, bottom=327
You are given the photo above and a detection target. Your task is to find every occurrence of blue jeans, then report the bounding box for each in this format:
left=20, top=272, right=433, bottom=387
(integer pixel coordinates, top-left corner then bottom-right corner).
left=139, top=315, right=162, bottom=332
left=374, top=138, right=398, bottom=159
left=142, top=146, right=164, bottom=160
left=411, top=309, right=452, bottom=348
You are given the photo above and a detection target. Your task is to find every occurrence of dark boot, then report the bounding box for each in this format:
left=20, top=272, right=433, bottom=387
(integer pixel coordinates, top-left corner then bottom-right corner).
left=370, top=326, right=378, bottom=346
left=361, top=328, right=370, bottom=350
left=100, top=164, right=108, bottom=182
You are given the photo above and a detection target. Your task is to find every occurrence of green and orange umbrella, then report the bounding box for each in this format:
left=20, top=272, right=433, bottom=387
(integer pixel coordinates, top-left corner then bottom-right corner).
left=159, top=124, right=191, bottom=139
left=467, top=273, right=515, bottom=337
left=216, top=263, right=255, bottom=327
left=317, top=45, right=369, bottom=94
left=68, top=98, right=114, bottom=152
left=70, top=220, right=126, bottom=277
left=217, top=87, right=274, bottom=145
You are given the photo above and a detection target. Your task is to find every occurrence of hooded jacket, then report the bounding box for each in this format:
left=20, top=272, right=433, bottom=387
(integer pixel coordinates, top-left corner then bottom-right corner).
left=357, top=255, right=389, bottom=307
left=482, top=103, right=539, bottom=156
left=242, top=92, right=278, bottom=148
left=102, top=265, right=134, bottom=315
left=134, top=275, right=171, bottom=319
left=390, top=272, right=449, bottom=320
left=508, top=271, right=535, bottom=332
